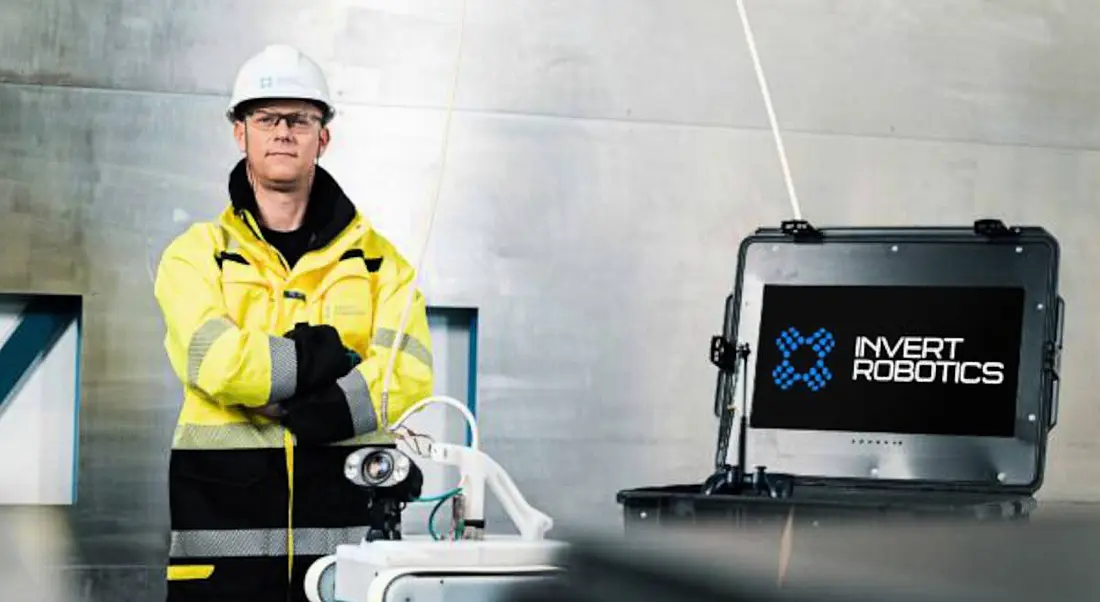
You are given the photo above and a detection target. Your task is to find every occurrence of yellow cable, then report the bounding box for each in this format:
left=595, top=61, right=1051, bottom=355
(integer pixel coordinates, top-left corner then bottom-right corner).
left=285, top=429, right=295, bottom=584
left=379, top=0, right=470, bottom=427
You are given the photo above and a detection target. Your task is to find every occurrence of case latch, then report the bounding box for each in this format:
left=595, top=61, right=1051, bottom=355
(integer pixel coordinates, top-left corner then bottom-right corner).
left=710, top=336, right=740, bottom=372
left=1043, top=341, right=1061, bottom=380
left=973, top=219, right=1021, bottom=238
left=1043, top=296, right=1065, bottom=430
left=1043, top=341, right=1061, bottom=430
left=779, top=219, right=822, bottom=241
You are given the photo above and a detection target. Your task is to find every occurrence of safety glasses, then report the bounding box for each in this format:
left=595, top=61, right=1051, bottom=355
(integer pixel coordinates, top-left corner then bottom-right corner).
left=247, top=110, right=323, bottom=133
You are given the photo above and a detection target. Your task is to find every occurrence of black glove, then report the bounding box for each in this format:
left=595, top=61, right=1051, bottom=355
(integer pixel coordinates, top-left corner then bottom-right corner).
left=279, top=384, right=356, bottom=445
left=283, top=323, right=353, bottom=395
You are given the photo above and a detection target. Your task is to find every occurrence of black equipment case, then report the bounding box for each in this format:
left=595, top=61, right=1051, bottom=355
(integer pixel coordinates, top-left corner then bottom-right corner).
left=617, top=219, right=1064, bottom=530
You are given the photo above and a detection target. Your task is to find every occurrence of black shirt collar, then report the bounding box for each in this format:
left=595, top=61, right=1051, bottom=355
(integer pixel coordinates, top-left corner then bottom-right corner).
left=227, top=158, right=357, bottom=251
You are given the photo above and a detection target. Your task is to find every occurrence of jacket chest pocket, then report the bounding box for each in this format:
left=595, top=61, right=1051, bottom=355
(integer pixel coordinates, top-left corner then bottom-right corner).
left=218, top=259, right=272, bottom=331
left=316, top=258, right=377, bottom=354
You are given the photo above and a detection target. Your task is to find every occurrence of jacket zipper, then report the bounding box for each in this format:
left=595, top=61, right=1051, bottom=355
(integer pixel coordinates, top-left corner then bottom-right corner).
left=235, top=208, right=298, bottom=592
left=236, top=209, right=291, bottom=274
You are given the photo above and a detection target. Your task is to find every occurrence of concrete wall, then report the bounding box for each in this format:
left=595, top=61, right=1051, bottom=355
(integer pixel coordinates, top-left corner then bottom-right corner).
left=2, top=1, right=1099, bottom=599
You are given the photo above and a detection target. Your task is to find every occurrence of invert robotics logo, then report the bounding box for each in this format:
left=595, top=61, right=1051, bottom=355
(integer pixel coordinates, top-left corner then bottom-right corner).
left=771, top=327, right=836, bottom=392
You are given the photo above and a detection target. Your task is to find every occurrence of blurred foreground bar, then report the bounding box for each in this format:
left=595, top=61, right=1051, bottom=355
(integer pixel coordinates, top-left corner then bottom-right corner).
left=510, top=504, right=1100, bottom=602
left=0, top=507, right=80, bottom=602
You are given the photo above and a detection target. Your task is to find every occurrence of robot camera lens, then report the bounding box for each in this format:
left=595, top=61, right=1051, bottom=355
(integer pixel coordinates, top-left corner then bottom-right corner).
left=363, top=451, right=393, bottom=483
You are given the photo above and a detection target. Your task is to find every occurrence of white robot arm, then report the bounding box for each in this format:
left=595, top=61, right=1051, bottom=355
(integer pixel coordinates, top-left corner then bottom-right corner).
left=417, top=441, right=553, bottom=541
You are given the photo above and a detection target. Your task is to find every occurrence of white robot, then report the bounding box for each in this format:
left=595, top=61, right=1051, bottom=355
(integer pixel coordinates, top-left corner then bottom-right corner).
left=304, top=396, right=567, bottom=602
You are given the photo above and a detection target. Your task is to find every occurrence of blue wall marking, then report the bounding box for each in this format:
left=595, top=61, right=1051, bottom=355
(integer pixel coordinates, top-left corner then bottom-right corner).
left=425, top=306, right=479, bottom=447
left=0, top=294, right=83, bottom=504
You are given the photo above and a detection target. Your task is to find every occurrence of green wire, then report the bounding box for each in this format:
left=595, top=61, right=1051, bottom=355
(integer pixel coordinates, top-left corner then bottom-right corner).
left=417, top=487, right=463, bottom=503
left=427, top=488, right=462, bottom=541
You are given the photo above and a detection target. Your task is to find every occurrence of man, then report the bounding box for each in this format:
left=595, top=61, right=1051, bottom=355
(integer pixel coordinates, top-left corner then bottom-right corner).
left=153, top=44, right=434, bottom=601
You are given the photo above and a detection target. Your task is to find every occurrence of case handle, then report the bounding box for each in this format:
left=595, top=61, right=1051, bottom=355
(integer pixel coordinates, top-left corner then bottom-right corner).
left=972, top=218, right=1022, bottom=238
left=779, top=219, right=822, bottom=241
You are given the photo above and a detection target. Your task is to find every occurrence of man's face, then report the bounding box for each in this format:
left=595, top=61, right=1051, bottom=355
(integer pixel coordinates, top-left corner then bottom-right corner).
left=233, top=99, right=331, bottom=191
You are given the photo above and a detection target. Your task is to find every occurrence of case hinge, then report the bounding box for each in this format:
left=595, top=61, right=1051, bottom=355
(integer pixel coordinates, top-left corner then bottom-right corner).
left=973, top=219, right=1022, bottom=238
left=779, top=219, right=822, bottom=241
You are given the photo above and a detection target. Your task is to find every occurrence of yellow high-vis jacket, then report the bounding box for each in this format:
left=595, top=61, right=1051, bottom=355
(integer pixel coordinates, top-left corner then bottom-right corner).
left=154, top=159, right=433, bottom=602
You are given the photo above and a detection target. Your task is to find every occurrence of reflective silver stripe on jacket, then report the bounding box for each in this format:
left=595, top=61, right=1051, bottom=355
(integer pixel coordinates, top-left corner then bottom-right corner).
left=187, top=318, right=233, bottom=385
left=336, top=370, right=378, bottom=436
left=169, top=527, right=370, bottom=558
left=185, top=317, right=298, bottom=403
left=172, top=422, right=395, bottom=450
left=173, top=422, right=287, bottom=450
left=267, top=335, right=297, bottom=402
left=372, top=328, right=433, bottom=369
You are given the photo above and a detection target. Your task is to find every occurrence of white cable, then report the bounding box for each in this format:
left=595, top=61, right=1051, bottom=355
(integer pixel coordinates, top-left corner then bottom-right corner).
left=390, top=394, right=480, bottom=451
left=736, top=2, right=800, bottom=574
left=379, top=0, right=470, bottom=428
left=736, top=0, right=802, bottom=221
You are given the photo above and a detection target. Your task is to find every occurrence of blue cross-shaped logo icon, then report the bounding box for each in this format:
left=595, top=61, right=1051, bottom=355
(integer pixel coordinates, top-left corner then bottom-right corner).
left=771, top=326, right=835, bottom=392
left=259, top=76, right=273, bottom=89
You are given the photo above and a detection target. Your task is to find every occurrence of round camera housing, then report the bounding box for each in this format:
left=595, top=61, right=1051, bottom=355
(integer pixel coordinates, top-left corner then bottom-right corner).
left=344, top=447, right=412, bottom=489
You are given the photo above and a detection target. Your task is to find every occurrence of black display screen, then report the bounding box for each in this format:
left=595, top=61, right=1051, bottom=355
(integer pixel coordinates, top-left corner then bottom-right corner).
left=750, top=285, right=1025, bottom=438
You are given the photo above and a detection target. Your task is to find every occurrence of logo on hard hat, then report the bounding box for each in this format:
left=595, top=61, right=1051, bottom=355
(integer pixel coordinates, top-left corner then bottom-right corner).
left=258, top=75, right=304, bottom=90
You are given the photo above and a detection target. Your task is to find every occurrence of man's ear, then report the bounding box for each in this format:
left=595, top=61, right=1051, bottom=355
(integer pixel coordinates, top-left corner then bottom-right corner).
left=233, top=121, right=247, bottom=153
left=317, top=127, right=332, bottom=159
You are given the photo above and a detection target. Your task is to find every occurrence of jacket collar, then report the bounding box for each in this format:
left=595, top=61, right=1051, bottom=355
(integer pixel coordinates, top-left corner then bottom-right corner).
left=226, top=158, right=358, bottom=253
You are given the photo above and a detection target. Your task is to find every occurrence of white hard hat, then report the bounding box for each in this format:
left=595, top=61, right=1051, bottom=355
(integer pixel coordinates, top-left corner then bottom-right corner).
left=226, top=44, right=335, bottom=124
